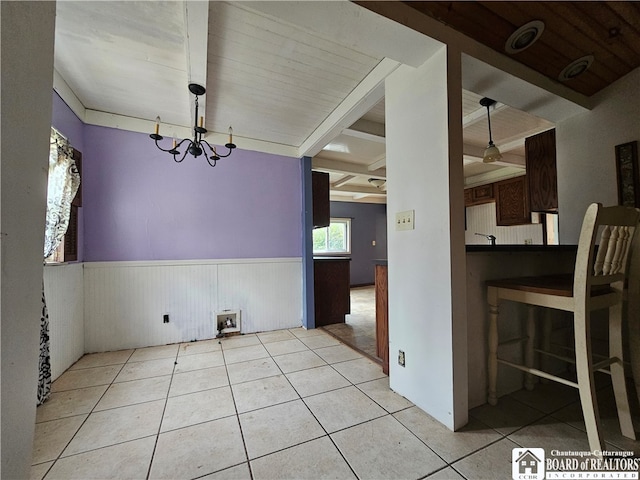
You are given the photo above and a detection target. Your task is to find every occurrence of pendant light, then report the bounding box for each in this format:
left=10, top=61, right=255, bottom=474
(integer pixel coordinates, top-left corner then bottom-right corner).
left=479, top=97, right=502, bottom=163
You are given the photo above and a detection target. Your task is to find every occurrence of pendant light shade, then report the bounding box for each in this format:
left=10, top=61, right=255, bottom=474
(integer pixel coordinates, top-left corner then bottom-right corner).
left=479, top=97, right=503, bottom=163
left=483, top=143, right=503, bottom=163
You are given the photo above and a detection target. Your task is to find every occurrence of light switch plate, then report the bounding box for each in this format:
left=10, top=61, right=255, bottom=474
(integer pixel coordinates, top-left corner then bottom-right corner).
left=395, top=210, right=415, bottom=231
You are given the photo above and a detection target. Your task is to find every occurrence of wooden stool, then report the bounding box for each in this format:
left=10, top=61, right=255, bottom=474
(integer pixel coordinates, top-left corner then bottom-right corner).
left=486, top=203, right=639, bottom=452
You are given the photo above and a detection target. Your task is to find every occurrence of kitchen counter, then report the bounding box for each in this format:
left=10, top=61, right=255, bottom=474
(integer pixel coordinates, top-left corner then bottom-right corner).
left=466, top=244, right=578, bottom=253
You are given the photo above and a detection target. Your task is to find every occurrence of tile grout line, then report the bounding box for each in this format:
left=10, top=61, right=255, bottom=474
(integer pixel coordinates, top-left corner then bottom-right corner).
left=259, top=331, right=363, bottom=480
left=144, top=346, right=181, bottom=480
left=220, top=339, right=255, bottom=480
left=35, top=349, right=135, bottom=478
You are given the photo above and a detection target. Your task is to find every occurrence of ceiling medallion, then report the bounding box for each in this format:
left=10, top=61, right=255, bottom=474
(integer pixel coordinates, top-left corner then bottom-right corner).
left=505, top=20, right=545, bottom=54
left=558, top=55, right=595, bottom=81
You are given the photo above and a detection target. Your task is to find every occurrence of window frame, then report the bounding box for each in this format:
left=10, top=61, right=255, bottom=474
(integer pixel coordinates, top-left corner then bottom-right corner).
left=45, top=147, right=81, bottom=264
left=312, top=217, right=351, bottom=255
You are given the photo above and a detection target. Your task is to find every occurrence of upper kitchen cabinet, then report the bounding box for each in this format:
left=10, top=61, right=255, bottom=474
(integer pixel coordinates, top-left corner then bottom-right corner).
left=312, top=171, right=330, bottom=228
left=526, top=129, right=558, bottom=213
left=495, top=176, right=530, bottom=226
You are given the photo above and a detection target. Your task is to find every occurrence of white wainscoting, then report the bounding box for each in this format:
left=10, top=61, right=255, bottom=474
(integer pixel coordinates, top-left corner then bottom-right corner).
left=83, top=258, right=303, bottom=353
left=465, top=202, right=543, bottom=245
left=44, top=263, right=85, bottom=380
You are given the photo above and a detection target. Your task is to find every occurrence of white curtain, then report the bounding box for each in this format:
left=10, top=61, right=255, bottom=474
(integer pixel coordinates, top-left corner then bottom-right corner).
left=38, top=129, right=80, bottom=405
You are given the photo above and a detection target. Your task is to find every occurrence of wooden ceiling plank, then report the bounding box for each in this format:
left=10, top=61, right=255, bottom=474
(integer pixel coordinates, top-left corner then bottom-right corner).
left=513, top=2, right=628, bottom=87
left=547, top=2, right=638, bottom=70
left=407, top=1, right=621, bottom=97
left=417, top=0, right=604, bottom=95
left=587, top=2, right=640, bottom=59
left=607, top=2, right=640, bottom=37
left=480, top=1, right=618, bottom=91
left=407, top=1, right=516, bottom=54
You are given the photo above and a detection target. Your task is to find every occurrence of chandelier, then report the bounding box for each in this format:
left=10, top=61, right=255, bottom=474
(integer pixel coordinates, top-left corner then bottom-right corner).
left=150, top=83, right=236, bottom=167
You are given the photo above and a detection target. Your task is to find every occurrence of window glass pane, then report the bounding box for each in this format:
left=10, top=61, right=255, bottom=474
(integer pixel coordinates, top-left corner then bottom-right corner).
left=313, top=227, right=328, bottom=251
left=328, top=222, right=345, bottom=251
left=313, top=218, right=350, bottom=254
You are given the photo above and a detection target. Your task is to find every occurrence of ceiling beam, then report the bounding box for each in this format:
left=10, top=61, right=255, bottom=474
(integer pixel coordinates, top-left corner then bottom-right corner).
left=345, top=118, right=385, bottom=139
left=464, top=168, right=525, bottom=188
left=356, top=2, right=592, bottom=115
left=463, top=102, right=507, bottom=128
left=299, top=58, right=400, bottom=157
left=463, top=144, right=525, bottom=167
left=332, top=175, right=356, bottom=188
left=342, top=128, right=386, bottom=144
left=184, top=1, right=209, bottom=125
left=313, top=157, right=387, bottom=179
left=332, top=185, right=386, bottom=195
left=368, top=154, right=387, bottom=171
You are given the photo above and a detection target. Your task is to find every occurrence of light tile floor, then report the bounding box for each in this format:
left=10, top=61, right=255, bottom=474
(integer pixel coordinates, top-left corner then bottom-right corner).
left=323, top=286, right=378, bottom=360
left=32, top=327, right=639, bottom=480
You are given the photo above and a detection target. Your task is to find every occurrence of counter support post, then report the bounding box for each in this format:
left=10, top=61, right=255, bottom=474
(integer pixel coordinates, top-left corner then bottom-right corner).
left=487, top=286, right=499, bottom=406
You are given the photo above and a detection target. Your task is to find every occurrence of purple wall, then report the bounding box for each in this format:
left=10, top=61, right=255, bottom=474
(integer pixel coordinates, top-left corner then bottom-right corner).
left=83, top=125, right=302, bottom=261
left=52, top=92, right=85, bottom=152
left=330, top=201, right=387, bottom=285
left=51, top=91, right=303, bottom=262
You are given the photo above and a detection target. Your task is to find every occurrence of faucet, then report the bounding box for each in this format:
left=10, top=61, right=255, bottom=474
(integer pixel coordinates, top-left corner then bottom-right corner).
left=475, top=233, right=496, bottom=245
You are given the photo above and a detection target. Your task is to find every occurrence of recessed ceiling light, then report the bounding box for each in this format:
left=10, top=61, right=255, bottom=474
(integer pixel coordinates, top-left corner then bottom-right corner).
left=558, top=55, right=595, bottom=81
left=505, top=20, right=545, bottom=54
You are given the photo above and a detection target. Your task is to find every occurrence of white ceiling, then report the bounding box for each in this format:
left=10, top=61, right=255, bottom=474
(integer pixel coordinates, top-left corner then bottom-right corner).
left=54, top=1, right=575, bottom=204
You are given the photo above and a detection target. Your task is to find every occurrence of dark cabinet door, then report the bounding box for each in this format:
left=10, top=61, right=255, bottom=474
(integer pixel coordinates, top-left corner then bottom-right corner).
left=495, top=176, right=530, bottom=226
left=526, top=129, right=558, bottom=212
left=314, top=259, right=350, bottom=326
left=312, top=171, right=330, bottom=228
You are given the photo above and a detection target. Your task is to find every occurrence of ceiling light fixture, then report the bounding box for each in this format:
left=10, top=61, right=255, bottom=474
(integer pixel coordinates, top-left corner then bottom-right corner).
left=558, top=55, right=594, bottom=82
left=479, top=97, right=502, bottom=164
left=368, top=178, right=386, bottom=188
left=505, top=20, right=545, bottom=54
left=150, top=83, right=236, bottom=167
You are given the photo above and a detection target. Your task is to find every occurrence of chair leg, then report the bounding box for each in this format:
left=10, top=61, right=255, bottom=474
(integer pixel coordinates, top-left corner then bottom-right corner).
left=627, top=285, right=640, bottom=412
left=609, top=301, right=636, bottom=440
left=524, top=305, right=536, bottom=391
left=574, top=310, right=604, bottom=452
left=488, top=287, right=499, bottom=406
left=540, top=310, right=553, bottom=384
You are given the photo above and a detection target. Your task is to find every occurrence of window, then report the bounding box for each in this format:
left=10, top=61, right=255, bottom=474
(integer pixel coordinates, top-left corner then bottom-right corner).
left=44, top=131, right=81, bottom=264
left=313, top=218, right=351, bottom=254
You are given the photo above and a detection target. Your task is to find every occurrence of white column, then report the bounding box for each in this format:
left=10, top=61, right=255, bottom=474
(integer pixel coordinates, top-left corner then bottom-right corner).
left=386, top=46, right=468, bottom=430
left=1, top=2, right=56, bottom=478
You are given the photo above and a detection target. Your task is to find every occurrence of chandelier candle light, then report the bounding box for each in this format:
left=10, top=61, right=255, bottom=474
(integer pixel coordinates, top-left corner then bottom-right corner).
left=150, top=83, right=236, bottom=167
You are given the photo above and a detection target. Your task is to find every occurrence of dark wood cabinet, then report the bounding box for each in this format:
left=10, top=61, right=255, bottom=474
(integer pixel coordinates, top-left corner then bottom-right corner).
left=312, top=171, right=330, bottom=228
left=314, top=258, right=350, bottom=326
left=464, top=184, right=494, bottom=207
left=526, top=129, right=558, bottom=212
left=495, top=176, right=530, bottom=226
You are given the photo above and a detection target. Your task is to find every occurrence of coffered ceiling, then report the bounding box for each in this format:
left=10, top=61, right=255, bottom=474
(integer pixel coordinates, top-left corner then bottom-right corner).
left=53, top=2, right=631, bottom=204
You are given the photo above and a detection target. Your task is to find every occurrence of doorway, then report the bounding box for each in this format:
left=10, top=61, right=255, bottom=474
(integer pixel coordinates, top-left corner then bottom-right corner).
left=322, top=285, right=379, bottom=362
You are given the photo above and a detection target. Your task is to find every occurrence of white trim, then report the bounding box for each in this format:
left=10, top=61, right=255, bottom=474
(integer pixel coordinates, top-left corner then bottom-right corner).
left=84, top=257, right=302, bottom=269
left=53, top=69, right=86, bottom=122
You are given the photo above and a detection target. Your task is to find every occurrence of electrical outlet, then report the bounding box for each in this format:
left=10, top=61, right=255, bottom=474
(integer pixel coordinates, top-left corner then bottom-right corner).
left=395, top=210, right=415, bottom=231
left=163, top=314, right=169, bottom=323
left=398, top=350, right=405, bottom=367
